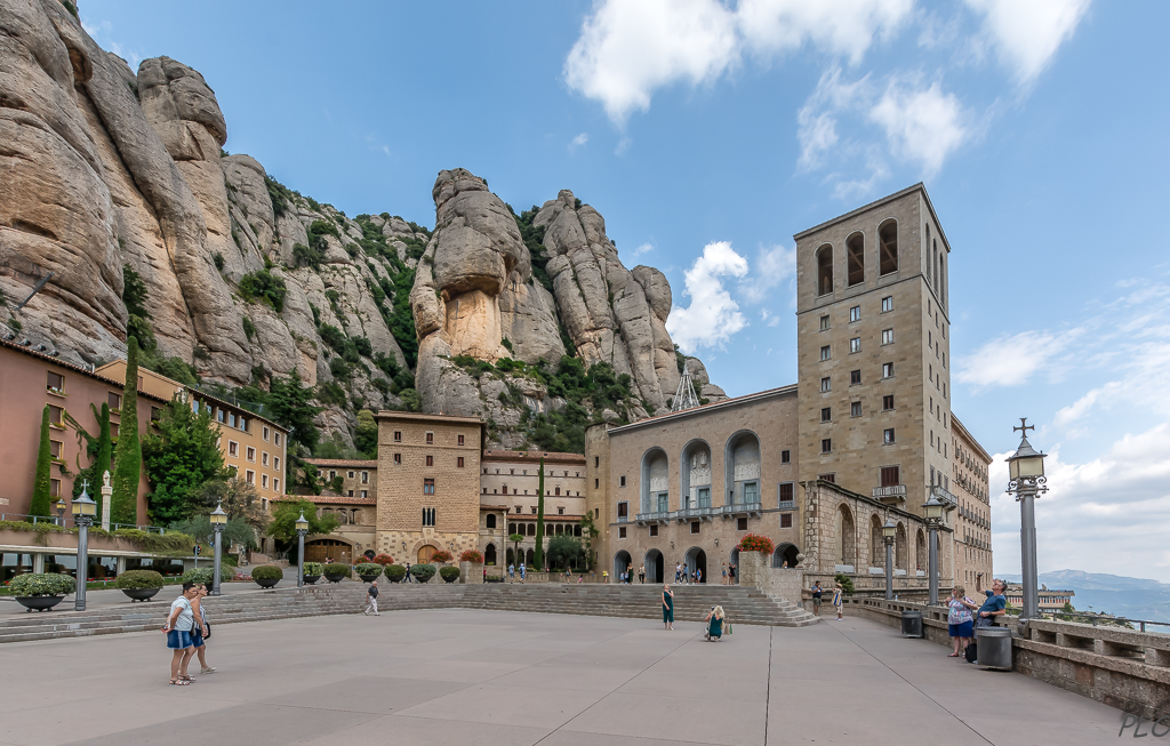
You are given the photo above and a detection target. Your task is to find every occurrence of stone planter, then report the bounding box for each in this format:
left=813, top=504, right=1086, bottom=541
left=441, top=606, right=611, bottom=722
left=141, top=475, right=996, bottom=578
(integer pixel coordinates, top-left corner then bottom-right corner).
left=302, top=575, right=321, bottom=585
left=15, top=595, right=64, bottom=612
left=459, top=561, right=484, bottom=584
left=255, top=577, right=280, bottom=589
left=357, top=572, right=380, bottom=583
left=121, top=587, right=161, bottom=602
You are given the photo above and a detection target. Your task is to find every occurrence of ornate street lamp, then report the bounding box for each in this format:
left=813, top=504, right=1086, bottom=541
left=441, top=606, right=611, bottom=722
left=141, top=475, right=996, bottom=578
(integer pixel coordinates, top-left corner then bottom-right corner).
left=72, top=483, right=97, bottom=611
left=1006, top=418, right=1047, bottom=621
left=55, top=497, right=67, bottom=527
left=209, top=503, right=228, bottom=596
left=295, top=512, right=309, bottom=589
left=882, top=518, right=897, bottom=601
left=922, top=494, right=946, bottom=605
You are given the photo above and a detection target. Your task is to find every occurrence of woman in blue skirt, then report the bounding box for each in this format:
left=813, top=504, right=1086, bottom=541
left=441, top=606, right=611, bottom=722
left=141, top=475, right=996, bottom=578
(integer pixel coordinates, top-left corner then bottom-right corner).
left=704, top=605, right=725, bottom=641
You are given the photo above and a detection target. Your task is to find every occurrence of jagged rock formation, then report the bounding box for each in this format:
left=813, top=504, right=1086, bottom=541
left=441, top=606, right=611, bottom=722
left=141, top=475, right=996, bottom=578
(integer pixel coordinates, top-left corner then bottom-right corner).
left=0, top=1, right=723, bottom=451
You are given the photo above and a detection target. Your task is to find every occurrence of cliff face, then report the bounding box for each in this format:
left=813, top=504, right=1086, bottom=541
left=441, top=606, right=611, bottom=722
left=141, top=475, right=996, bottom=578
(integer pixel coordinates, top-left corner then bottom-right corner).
left=0, top=1, right=723, bottom=450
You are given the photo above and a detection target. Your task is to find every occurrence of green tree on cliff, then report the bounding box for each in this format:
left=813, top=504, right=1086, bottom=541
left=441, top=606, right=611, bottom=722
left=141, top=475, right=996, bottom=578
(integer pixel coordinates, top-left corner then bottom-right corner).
left=30, top=405, right=53, bottom=518
left=533, top=456, right=546, bottom=570
left=110, top=336, right=141, bottom=525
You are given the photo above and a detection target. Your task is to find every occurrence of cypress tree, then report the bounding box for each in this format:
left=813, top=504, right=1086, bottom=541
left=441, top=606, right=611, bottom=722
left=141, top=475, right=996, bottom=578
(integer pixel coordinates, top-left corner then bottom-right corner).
left=30, top=405, right=53, bottom=517
left=110, top=337, right=141, bottom=525
left=92, top=403, right=113, bottom=516
left=533, top=456, right=546, bottom=570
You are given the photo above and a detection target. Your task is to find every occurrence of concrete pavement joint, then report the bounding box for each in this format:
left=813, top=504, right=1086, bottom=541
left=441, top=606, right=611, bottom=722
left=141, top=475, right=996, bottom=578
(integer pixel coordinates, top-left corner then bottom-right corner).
left=764, top=626, right=773, bottom=746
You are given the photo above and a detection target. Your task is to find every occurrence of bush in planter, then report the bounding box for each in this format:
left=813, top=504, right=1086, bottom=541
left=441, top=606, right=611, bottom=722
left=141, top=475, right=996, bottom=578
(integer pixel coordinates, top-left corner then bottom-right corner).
left=252, top=565, right=283, bottom=587
left=430, top=549, right=453, bottom=563
left=355, top=562, right=381, bottom=580
left=323, top=563, right=350, bottom=582
left=181, top=566, right=234, bottom=586
left=384, top=564, right=407, bottom=582
left=439, top=566, right=460, bottom=583
left=409, top=563, right=436, bottom=583
left=371, top=553, right=394, bottom=565
left=302, top=562, right=324, bottom=579
left=114, top=570, right=164, bottom=590
left=459, top=549, right=483, bottom=564
left=10, top=573, right=75, bottom=597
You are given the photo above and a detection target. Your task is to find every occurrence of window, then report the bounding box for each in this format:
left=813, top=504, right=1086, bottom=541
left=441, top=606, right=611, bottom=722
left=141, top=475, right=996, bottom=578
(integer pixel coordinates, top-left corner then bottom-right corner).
left=881, top=295, right=893, bottom=313
left=883, top=394, right=895, bottom=411
left=781, top=513, right=793, bottom=528
left=878, top=219, right=898, bottom=274
left=882, top=362, right=894, bottom=379
left=850, top=369, right=861, bottom=385
left=649, top=525, right=658, bottom=537
left=881, top=466, right=901, bottom=487
left=850, top=337, right=861, bottom=353
left=261, top=474, right=269, bottom=488
left=816, top=244, right=834, bottom=295
left=594, top=478, right=599, bottom=488
left=849, top=305, right=861, bottom=323
left=273, top=478, right=280, bottom=493
left=819, top=314, right=830, bottom=331
left=361, top=471, right=368, bottom=484
left=111, top=423, right=119, bottom=438
left=50, top=478, right=61, bottom=497
left=691, top=521, right=701, bottom=534
left=620, top=475, right=626, bottom=487
left=227, top=441, right=238, bottom=457
left=426, top=455, right=434, bottom=466
left=422, top=507, right=436, bottom=526
left=820, top=345, right=831, bottom=361
left=108, top=392, right=121, bottom=410
left=48, top=405, right=63, bottom=426
left=781, top=449, right=791, bottom=464
left=883, top=428, right=896, bottom=444
left=619, top=526, right=627, bottom=538
left=217, top=409, right=225, bottom=423
left=819, top=473, right=835, bottom=483
left=50, top=440, right=63, bottom=460
left=779, top=482, right=794, bottom=504
left=594, top=456, right=600, bottom=467
left=457, top=457, right=465, bottom=468
left=737, top=517, right=748, bottom=531
left=46, top=371, right=64, bottom=393
left=393, top=453, right=402, bottom=465
left=425, top=432, right=434, bottom=444
left=263, top=426, right=270, bottom=442
left=393, top=431, right=402, bottom=442
left=423, top=478, right=435, bottom=495
left=846, top=232, right=865, bottom=286
left=151, top=407, right=161, bottom=421
left=245, top=470, right=255, bottom=485
left=821, top=438, right=832, bottom=454
left=486, top=514, right=497, bottom=529
left=274, top=432, right=281, bottom=446
left=246, top=447, right=255, bottom=462
left=617, top=502, right=628, bottom=519
left=821, top=407, right=831, bottom=423
left=882, top=328, right=894, bottom=345
left=820, top=377, right=831, bottom=393
left=851, top=401, right=862, bottom=417
left=457, top=434, right=465, bottom=446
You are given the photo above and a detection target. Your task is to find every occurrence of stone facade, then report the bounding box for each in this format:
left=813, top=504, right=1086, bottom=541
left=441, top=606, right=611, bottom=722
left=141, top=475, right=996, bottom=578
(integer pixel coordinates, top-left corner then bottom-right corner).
left=951, top=416, right=993, bottom=591
left=304, top=458, right=377, bottom=501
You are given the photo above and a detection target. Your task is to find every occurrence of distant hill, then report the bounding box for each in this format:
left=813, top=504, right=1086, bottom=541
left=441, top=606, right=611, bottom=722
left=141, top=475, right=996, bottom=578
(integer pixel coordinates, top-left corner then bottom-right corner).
left=1001, top=569, right=1170, bottom=623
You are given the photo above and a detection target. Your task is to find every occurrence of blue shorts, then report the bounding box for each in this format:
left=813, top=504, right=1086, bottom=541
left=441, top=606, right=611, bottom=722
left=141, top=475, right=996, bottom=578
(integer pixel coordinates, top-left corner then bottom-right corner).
left=166, top=630, right=193, bottom=649
left=949, top=620, right=974, bottom=638
left=191, top=630, right=205, bottom=648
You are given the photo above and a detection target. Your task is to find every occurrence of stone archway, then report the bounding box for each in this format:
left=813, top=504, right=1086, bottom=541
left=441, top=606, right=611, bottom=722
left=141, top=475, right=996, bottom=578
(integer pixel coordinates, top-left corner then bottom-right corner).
left=614, top=550, right=632, bottom=580
left=484, top=543, right=497, bottom=566
left=305, top=537, right=354, bottom=565
left=684, top=546, right=707, bottom=583
left=772, top=542, right=800, bottom=568
left=417, top=544, right=438, bottom=563
left=644, top=548, right=664, bottom=583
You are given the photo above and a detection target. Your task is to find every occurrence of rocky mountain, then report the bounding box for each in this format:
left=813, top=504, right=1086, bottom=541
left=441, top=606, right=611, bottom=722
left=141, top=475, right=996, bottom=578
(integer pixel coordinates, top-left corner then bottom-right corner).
left=0, top=0, right=724, bottom=452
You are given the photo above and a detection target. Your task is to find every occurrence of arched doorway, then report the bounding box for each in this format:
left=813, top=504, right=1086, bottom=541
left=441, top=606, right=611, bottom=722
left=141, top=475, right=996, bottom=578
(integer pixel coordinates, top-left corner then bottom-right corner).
left=644, top=548, right=664, bottom=583
left=613, top=550, right=632, bottom=580
left=506, top=548, right=515, bottom=566
left=417, top=544, right=438, bottom=563
left=525, top=548, right=535, bottom=567
left=772, top=543, right=800, bottom=568
left=305, top=538, right=353, bottom=564
left=915, top=529, right=926, bottom=572
left=728, top=547, right=740, bottom=583
left=484, top=543, right=497, bottom=566
left=684, top=546, right=707, bottom=583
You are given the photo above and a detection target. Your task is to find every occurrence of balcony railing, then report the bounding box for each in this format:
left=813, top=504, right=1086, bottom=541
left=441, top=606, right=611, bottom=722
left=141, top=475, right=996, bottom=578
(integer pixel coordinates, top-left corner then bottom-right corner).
left=872, top=485, right=906, bottom=499
left=635, top=502, right=762, bottom=523
left=931, top=485, right=958, bottom=508
left=778, top=500, right=796, bottom=511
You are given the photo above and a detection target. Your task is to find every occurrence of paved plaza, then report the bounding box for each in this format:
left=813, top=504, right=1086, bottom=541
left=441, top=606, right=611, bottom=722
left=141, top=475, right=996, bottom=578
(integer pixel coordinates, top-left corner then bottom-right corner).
left=0, top=608, right=1124, bottom=745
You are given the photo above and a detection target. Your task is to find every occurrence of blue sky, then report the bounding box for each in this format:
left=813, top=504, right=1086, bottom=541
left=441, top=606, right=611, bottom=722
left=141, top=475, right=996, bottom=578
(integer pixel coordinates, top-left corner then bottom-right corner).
left=82, top=1, right=1170, bottom=583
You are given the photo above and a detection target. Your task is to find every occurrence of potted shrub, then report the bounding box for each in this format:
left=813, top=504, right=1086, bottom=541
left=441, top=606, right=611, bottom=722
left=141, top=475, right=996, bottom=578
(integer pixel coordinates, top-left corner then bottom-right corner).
left=355, top=562, right=382, bottom=582
left=323, top=563, right=350, bottom=583
left=409, top=563, right=436, bottom=584
left=384, top=564, right=407, bottom=583
left=11, top=573, right=75, bottom=612
left=371, top=553, right=394, bottom=566
left=181, top=566, right=234, bottom=587
left=439, top=566, right=460, bottom=583
left=114, top=570, right=165, bottom=601
left=431, top=549, right=453, bottom=564
left=459, top=550, right=484, bottom=585
left=252, top=565, right=283, bottom=589
left=736, top=533, right=775, bottom=555
left=459, top=550, right=484, bottom=564
left=302, top=561, right=323, bottom=585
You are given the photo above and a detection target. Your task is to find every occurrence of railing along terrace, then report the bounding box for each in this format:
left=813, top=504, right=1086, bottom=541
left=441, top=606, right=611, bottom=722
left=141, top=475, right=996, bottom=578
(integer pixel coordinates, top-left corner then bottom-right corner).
left=0, top=513, right=168, bottom=533
left=872, top=485, right=906, bottom=499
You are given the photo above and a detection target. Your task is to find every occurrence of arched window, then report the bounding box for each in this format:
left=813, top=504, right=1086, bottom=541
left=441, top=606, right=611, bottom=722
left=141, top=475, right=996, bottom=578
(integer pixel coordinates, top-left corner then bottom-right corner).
left=837, top=505, right=856, bottom=567
left=939, top=253, right=946, bottom=306
left=641, top=448, right=669, bottom=513
left=486, top=514, right=497, bottom=529
left=816, top=244, right=834, bottom=295
left=915, top=528, right=926, bottom=571
left=870, top=514, right=883, bottom=567
left=925, top=226, right=932, bottom=283
left=846, top=232, right=864, bottom=286
left=879, top=220, right=898, bottom=275
left=895, top=522, right=907, bottom=570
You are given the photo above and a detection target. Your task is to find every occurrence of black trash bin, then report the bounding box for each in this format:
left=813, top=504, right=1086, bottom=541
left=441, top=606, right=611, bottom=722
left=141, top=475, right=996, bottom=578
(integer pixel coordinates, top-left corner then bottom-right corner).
left=975, top=627, right=1012, bottom=670
left=900, top=609, right=924, bottom=638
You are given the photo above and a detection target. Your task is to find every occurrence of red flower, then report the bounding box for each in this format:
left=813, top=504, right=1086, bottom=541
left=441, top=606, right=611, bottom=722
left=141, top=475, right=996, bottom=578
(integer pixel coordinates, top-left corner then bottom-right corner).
left=736, top=533, right=774, bottom=555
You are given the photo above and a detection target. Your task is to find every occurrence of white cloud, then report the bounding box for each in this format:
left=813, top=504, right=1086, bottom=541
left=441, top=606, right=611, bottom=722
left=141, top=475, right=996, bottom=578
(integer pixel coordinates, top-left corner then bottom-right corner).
left=564, top=0, right=740, bottom=124
left=868, top=77, right=969, bottom=176
left=738, top=244, right=796, bottom=304
left=666, top=241, right=749, bottom=352
left=82, top=18, right=142, bottom=69
left=965, top=0, right=1091, bottom=84
left=955, top=329, right=1076, bottom=388
left=736, top=0, right=914, bottom=64
left=760, top=309, right=780, bottom=327
left=569, top=132, right=590, bottom=150
left=630, top=242, right=654, bottom=257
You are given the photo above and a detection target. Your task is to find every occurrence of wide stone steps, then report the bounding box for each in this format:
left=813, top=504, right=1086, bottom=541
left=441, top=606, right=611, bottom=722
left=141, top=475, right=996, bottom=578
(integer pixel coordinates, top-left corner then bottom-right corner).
left=0, top=583, right=816, bottom=643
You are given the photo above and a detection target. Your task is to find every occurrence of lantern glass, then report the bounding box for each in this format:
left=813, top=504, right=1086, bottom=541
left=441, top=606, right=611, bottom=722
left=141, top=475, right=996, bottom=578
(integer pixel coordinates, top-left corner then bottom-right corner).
left=881, top=520, right=897, bottom=540
left=72, top=496, right=96, bottom=517
left=295, top=512, right=309, bottom=532
left=924, top=500, right=944, bottom=521
left=210, top=504, right=228, bottom=525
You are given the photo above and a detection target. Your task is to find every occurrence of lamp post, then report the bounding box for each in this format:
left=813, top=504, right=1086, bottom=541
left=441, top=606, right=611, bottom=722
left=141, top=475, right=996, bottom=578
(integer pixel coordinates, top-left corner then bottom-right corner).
left=923, top=494, right=946, bottom=605
left=55, top=498, right=66, bottom=527
left=295, top=512, right=309, bottom=589
left=210, top=503, right=227, bottom=596
left=72, top=483, right=96, bottom=611
left=882, top=518, right=897, bottom=601
left=1006, top=418, right=1048, bottom=621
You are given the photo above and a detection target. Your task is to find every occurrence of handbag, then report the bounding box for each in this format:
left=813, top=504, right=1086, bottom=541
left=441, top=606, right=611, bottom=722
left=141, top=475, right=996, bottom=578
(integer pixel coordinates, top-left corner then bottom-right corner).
left=726, top=621, right=733, bottom=635
left=202, top=622, right=211, bottom=640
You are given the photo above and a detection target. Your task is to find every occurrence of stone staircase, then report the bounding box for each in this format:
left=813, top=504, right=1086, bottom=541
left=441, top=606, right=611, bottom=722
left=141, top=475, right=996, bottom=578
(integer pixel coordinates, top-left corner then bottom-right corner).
left=0, top=582, right=815, bottom=643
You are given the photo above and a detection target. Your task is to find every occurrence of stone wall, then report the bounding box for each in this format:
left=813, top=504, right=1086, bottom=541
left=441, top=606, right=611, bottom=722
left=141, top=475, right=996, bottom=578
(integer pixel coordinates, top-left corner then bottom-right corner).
left=739, top=550, right=804, bottom=604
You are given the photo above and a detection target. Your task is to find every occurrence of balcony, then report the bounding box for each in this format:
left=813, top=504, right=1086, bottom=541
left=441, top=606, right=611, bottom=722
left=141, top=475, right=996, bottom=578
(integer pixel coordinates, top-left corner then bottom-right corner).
left=635, top=503, right=761, bottom=524
left=931, top=485, right=958, bottom=508
left=721, top=501, right=763, bottom=518
left=777, top=500, right=797, bottom=511
left=872, top=484, right=906, bottom=504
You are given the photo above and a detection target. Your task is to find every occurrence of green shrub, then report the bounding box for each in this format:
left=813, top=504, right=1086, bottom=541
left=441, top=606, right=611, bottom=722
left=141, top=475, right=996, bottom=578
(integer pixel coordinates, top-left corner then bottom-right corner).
left=409, top=564, right=436, bottom=583
left=384, top=564, right=407, bottom=582
left=252, top=565, right=282, bottom=582
left=355, top=562, right=381, bottom=578
left=181, top=566, right=234, bottom=586
left=111, top=529, right=197, bottom=556
left=213, top=252, right=225, bottom=271
left=242, top=316, right=256, bottom=340
left=302, top=562, right=324, bottom=577
left=439, top=566, right=461, bottom=583
left=239, top=269, right=287, bottom=312
left=10, top=573, right=75, bottom=597
left=834, top=573, right=855, bottom=595
left=323, top=563, right=350, bottom=582
left=114, top=570, right=164, bottom=590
